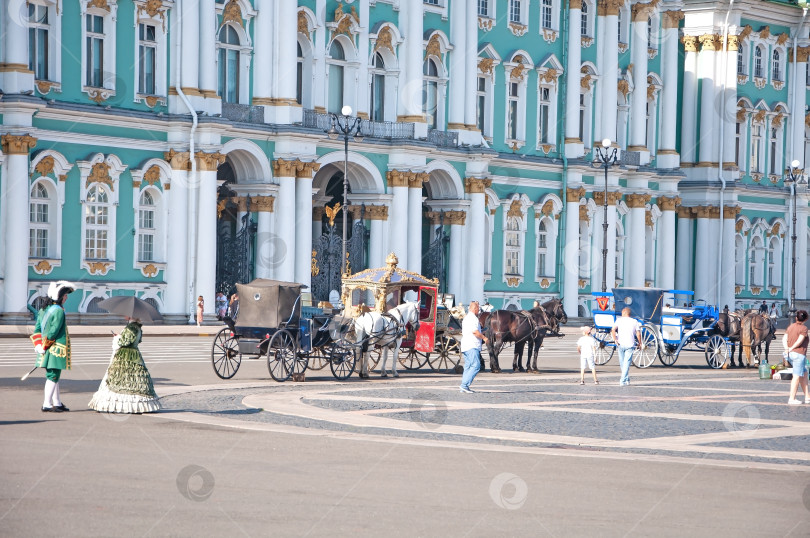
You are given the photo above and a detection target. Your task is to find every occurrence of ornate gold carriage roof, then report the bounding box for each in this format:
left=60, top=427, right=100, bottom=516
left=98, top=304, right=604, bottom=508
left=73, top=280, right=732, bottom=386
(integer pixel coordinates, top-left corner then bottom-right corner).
left=340, top=253, right=438, bottom=316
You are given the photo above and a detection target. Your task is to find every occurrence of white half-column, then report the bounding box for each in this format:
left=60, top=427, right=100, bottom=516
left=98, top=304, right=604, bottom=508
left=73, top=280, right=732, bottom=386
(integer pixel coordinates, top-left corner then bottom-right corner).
left=1, top=140, right=35, bottom=315
left=180, top=0, right=200, bottom=93
left=275, top=175, right=296, bottom=282
left=0, top=8, right=34, bottom=93
left=198, top=0, right=217, bottom=99
left=590, top=207, right=605, bottom=291
left=447, top=0, right=466, bottom=130
left=563, top=182, right=583, bottom=317
left=448, top=213, right=466, bottom=303
left=698, top=35, right=717, bottom=165
left=467, top=188, right=487, bottom=303
left=398, top=1, right=425, bottom=136
left=252, top=0, right=273, bottom=109
left=462, top=0, right=479, bottom=142
left=606, top=202, right=617, bottom=290
left=791, top=51, right=809, bottom=163
left=628, top=15, right=649, bottom=158
left=407, top=175, right=426, bottom=274
left=565, top=0, right=583, bottom=158
left=675, top=208, right=694, bottom=293
left=624, top=195, right=647, bottom=287
left=720, top=207, right=737, bottom=309
left=265, top=0, right=302, bottom=123
left=658, top=12, right=682, bottom=168
left=706, top=211, right=721, bottom=304
left=721, top=38, right=739, bottom=168
left=681, top=36, right=699, bottom=165
left=693, top=208, right=711, bottom=301
left=600, top=9, right=620, bottom=146
left=256, top=204, right=275, bottom=280
left=387, top=171, right=409, bottom=268
left=196, top=157, right=219, bottom=317
left=295, top=174, right=314, bottom=287
left=368, top=210, right=387, bottom=270
left=312, top=0, right=327, bottom=112
left=797, top=207, right=808, bottom=300
left=164, top=154, right=189, bottom=315
left=656, top=198, right=677, bottom=289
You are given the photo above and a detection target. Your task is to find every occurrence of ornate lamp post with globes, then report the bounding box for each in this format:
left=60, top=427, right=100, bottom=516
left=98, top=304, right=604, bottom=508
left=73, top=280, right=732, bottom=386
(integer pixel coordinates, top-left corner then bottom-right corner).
left=594, top=138, right=619, bottom=293
left=785, top=159, right=807, bottom=322
left=326, top=105, right=364, bottom=275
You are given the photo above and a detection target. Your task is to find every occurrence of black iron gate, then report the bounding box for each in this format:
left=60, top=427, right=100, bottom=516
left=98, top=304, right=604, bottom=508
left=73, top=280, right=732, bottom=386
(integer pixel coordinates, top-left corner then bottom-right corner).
left=216, top=189, right=257, bottom=297
left=311, top=204, right=368, bottom=303
left=423, top=215, right=449, bottom=293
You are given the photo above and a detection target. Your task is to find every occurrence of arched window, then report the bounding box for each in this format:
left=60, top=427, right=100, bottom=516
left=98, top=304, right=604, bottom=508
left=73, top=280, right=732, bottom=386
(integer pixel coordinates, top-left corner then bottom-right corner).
left=423, top=58, right=440, bottom=129
left=581, top=1, right=589, bottom=37
left=296, top=42, right=304, bottom=105
left=217, top=25, right=241, bottom=103
left=541, top=0, right=553, bottom=29
left=28, top=3, right=51, bottom=80
left=737, top=46, right=746, bottom=75
left=735, top=235, right=745, bottom=285
left=751, top=122, right=764, bottom=173
left=772, top=49, right=781, bottom=81
left=647, top=17, right=653, bottom=49
left=578, top=219, right=590, bottom=279
left=768, top=236, right=781, bottom=287
left=769, top=125, right=779, bottom=175
left=537, top=220, right=548, bottom=276
left=754, top=46, right=763, bottom=78
left=616, top=221, right=625, bottom=284
left=328, top=40, right=346, bottom=114
left=370, top=52, right=386, bottom=122
left=29, top=182, right=52, bottom=258
left=138, top=191, right=156, bottom=262
left=85, top=185, right=110, bottom=260
left=504, top=215, right=522, bottom=276
left=535, top=216, right=557, bottom=279
left=749, top=235, right=764, bottom=287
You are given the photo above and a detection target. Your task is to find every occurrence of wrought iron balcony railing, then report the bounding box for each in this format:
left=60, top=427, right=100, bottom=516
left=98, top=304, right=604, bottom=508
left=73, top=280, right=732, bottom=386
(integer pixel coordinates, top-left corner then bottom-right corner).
left=221, top=102, right=265, bottom=123
left=428, top=128, right=458, bottom=148
left=303, top=108, right=415, bottom=139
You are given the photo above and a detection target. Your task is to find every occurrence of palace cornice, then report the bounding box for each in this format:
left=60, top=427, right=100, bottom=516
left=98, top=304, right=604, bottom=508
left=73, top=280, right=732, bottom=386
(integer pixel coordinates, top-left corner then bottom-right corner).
left=683, top=0, right=808, bottom=28
left=33, top=129, right=168, bottom=152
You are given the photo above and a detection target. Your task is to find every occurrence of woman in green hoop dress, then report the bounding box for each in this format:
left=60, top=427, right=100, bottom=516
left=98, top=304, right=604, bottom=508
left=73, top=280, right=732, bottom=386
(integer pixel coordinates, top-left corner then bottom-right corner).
left=89, top=317, right=161, bottom=413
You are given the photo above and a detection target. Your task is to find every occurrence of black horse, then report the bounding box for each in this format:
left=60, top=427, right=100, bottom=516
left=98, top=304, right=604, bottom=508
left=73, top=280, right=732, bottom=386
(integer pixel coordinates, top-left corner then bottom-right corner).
left=478, top=309, right=542, bottom=373
left=525, top=299, right=568, bottom=373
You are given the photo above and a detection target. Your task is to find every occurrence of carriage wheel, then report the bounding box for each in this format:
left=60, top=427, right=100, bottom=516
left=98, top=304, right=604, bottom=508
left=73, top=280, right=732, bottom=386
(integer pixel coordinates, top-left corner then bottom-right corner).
left=329, top=342, right=356, bottom=380
left=211, top=328, right=242, bottom=379
left=705, top=335, right=731, bottom=369
left=399, top=347, right=429, bottom=370
left=366, top=347, right=382, bottom=372
left=428, top=336, right=461, bottom=374
left=293, top=350, right=309, bottom=375
left=632, top=325, right=659, bottom=368
left=659, top=344, right=678, bottom=367
left=593, top=334, right=615, bottom=366
left=267, top=330, right=297, bottom=382
left=307, top=346, right=330, bottom=370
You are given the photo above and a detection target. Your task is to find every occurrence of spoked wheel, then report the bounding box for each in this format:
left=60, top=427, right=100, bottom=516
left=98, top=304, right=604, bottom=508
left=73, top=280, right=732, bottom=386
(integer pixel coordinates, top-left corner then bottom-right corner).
left=659, top=344, right=678, bottom=367
left=632, top=325, right=659, bottom=368
left=366, top=347, right=382, bottom=372
left=211, top=328, right=241, bottom=379
left=307, top=346, right=330, bottom=370
left=593, top=334, right=615, bottom=366
left=267, top=330, right=297, bottom=382
left=705, top=335, right=731, bottom=369
left=329, top=342, right=356, bottom=380
left=428, top=336, right=461, bottom=373
left=399, top=347, right=429, bottom=370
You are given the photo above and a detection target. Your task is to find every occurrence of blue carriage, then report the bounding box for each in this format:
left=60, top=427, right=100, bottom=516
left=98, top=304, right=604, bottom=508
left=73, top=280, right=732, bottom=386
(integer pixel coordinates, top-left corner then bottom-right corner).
left=590, top=288, right=731, bottom=369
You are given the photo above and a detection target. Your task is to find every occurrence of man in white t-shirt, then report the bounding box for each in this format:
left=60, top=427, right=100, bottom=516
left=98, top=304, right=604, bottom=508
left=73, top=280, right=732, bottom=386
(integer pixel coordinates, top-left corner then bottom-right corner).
left=611, top=307, right=642, bottom=386
left=459, top=301, right=489, bottom=393
left=576, top=326, right=599, bottom=385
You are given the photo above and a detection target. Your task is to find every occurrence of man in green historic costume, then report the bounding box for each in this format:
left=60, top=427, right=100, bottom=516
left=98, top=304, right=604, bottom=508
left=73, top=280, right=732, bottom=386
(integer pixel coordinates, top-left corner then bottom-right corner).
left=30, top=281, right=75, bottom=412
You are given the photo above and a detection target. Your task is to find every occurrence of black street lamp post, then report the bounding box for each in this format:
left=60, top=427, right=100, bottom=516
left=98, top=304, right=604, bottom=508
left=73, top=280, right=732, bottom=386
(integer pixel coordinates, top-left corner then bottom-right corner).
left=785, top=159, right=806, bottom=323
left=327, top=105, right=363, bottom=275
left=594, top=138, right=619, bottom=293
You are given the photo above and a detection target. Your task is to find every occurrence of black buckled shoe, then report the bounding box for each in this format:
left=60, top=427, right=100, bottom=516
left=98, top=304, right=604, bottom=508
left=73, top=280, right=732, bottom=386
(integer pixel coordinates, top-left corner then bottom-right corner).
left=53, top=404, right=70, bottom=412
left=42, top=406, right=64, bottom=413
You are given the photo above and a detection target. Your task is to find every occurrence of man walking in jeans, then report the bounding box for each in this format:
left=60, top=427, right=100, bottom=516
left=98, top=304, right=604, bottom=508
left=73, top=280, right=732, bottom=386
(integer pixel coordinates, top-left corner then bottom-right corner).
left=611, top=307, right=642, bottom=386
left=460, top=301, right=488, bottom=393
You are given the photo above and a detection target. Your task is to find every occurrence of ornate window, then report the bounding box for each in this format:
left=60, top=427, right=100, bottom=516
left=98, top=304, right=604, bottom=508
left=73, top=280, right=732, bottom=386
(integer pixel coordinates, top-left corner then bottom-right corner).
left=28, top=3, right=50, bottom=80
left=85, top=185, right=110, bottom=260
left=769, top=125, right=779, bottom=175
left=78, top=154, right=124, bottom=275
left=772, top=49, right=782, bottom=81
left=504, top=57, right=529, bottom=144
left=85, top=15, right=104, bottom=88
left=138, top=191, right=156, bottom=262
left=477, top=76, right=488, bottom=133
left=615, top=221, right=626, bottom=284
left=579, top=66, right=596, bottom=149
left=535, top=216, right=557, bottom=278
left=507, top=81, right=519, bottom=140
left=749, top=235, right=764, bottom=287
left=509, top=0, right=526, bottom=25
left=768, top=236, right=782, bottom=287
left=29, top=183, right=52, bottom=258
left=737, top=46, right=746, bottom=75
left=296, top=36, right=314, bottom=109
left=370, top=52, right=386, bottom=122
left=541, top=0, right=553, bottom=29
left=80, top=0, right=116, bottom=100
left=476, top=52, right=499, bottom=140
left=751, top=122, right=764, bottom=173
left=578, top=219, right=590, bottom=279
left=735, top=234, right=745, bottom=285
left=296, top=42, right=304, bottom=105
left=217, top=24, right=241, bottom=103
left=328, top=39, right=347, bottom=114
left=538, top=86, right=551, bottom=144
left=505, top=216, right=522, bottom=276
left=423, top=57, right=441, bottom=129
left=137, top=23, right=156, bottom=95
left=478, top=0, right=494, bottom=18
left=754, top=46, right=764, bottom=78
left=581, top=0, right=594, bottom=38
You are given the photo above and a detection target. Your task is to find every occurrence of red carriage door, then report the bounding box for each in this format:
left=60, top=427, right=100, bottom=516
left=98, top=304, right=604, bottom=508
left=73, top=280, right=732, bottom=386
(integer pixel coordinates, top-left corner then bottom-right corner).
left=415, top=286, right=437, bottom=353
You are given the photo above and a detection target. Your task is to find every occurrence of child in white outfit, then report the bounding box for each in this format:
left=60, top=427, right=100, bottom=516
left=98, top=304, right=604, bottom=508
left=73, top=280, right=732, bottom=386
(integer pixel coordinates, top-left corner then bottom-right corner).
left=576, top=326, right=599, bottom=385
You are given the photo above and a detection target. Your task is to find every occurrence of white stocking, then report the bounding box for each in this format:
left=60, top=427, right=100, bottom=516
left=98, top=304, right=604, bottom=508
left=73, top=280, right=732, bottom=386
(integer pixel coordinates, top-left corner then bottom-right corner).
left=52, top=382, right=62, bottom=406
left=43, top=380, right=56, bottom=408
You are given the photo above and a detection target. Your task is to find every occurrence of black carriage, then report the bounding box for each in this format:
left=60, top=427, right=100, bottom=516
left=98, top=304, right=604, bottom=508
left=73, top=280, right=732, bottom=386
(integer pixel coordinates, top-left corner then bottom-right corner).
left=210, top=279, right=355, bottom=381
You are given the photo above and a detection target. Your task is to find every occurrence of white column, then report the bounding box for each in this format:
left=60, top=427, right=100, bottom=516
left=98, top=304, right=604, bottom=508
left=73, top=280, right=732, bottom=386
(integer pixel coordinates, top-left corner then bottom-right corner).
left=563, top=182, right=583, bottom=317
left=658, top=12, right=682, bottom=168
left=720, top=207, right=737, bottom=309
left=606, top=202, right=617, bottom=290
left=312, top=0, right=327, bottom=112
left=590, top=206, right=604, bottom=291
left=398, top=1, right=425, bottom=133
left=447, top=0, right=466, bottom=130
left=295, top=171, right=315, bottom=287
left=797, top=207, right=808, bottom=301
left=629, top=16, right=649, bottom=152
left=594, top=11, right=605, bottom=144
left=356, top=0, right=371, bottom=119
left=252, top=0, right=273, bottom=107
left=791, top=52, right=809, bottom=163
left=565, top=0, right=583, bottom=154
left=447, top=212, right=465, bottom=302
left=675, top=207, right=694, bottom=293
left=255, top=203, right=274, bottom=279
left=0, top=8, right=33, bottom=93
left=181, top=0, right=200, bottom=93
left=698, top=34, right=717, bottom=165
left=198, top=0, right=217, bottom=98
left=625, top=195, right=647, bottom=287
left=387, top=171, right=409, bottom=268
left=368, top=211, right=386, bottom=270
left=722, top=39, right=739, bottom=168
left=0, top=136, right=36, bottom=315
left=463, top=0, right=479, bottom=131
left=707, top=210, right=721, bottom=304
left=195, top=155, right=219, bottom=317
left=407, top=174, right=426, bottom=274
left=467, top=184, right=487, bottom=302
left=600, top=8, right=620, bottom=146
left=273, top=160, right=297, bottom=282
left=164, top=153, right=190, bottom=315
left=265, top=0, right=301, bottom=123
left=681, top=36, right=699, bottom=165
left=656, top=197, right=677, bottom=290
left=693, top=207, right=711, bottom=301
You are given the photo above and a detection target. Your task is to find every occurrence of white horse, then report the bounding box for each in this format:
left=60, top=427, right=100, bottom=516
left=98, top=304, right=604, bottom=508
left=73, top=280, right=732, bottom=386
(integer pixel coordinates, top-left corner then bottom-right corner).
left=353, top=301, right=420, bottom=378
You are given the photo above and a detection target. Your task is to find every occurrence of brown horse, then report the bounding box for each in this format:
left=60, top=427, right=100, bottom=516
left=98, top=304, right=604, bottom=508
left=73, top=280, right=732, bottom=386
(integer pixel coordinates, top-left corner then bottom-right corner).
left=741, top=312, right=776, bottom=366
left=478, top=309, right=543, bottom=373
left=716, top=310, right=744, bottom=367
left=525, top=299, right=568, bottom=373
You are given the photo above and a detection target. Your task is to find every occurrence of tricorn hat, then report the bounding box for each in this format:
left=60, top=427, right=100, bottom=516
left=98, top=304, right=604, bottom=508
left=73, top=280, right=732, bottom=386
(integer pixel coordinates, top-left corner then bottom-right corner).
left=47, top=280, right=76, bottom=301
